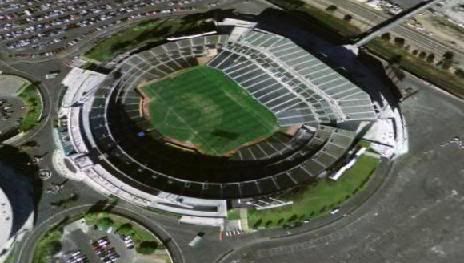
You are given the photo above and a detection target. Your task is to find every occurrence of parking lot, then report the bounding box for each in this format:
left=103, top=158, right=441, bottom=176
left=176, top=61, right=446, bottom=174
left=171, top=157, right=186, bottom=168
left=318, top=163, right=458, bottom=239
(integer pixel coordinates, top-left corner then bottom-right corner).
left=0, top=0, right=226, bottom=59
left=0, top=74, right=29, bottom=137
left=0, top=97, right=24, bottom=135
left=61, top=220, right=135, bottom=263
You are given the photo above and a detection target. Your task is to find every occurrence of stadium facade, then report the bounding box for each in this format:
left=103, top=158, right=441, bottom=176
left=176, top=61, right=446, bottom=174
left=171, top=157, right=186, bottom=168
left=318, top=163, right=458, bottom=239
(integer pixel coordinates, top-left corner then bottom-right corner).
left=57, top=19, right=378, bottom=216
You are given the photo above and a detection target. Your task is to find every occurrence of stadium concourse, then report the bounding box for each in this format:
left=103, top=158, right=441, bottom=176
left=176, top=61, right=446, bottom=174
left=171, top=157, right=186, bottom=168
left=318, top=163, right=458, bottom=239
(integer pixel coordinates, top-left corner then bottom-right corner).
left=55, top=19, right=382, bottom=217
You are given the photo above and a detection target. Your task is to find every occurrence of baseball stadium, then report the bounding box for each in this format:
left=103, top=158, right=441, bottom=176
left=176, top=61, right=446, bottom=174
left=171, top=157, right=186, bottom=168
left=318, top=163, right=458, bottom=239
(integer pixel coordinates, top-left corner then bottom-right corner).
left=59, top=21, right=378, bottom=204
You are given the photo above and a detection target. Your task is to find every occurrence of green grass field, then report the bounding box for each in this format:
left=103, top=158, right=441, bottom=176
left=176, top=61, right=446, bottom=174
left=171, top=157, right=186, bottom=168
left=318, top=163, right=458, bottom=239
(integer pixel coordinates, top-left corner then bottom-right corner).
left=85, top=17, right=214, bottom=62
left=247, top=154, right=380, bottom=229
left=141, top=66, right=279, bottom=156
left=17, top=83, right=43, bottom=131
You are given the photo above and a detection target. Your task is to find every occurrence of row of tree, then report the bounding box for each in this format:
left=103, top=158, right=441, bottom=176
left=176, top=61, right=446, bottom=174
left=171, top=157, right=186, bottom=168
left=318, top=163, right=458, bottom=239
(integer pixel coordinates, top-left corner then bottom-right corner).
left=381, top=32, right=460, bottom=73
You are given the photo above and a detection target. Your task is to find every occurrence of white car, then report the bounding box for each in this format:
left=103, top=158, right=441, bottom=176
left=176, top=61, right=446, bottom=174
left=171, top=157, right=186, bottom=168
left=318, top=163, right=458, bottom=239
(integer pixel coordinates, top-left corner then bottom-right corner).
left=330, top=208, right=340, bottom=215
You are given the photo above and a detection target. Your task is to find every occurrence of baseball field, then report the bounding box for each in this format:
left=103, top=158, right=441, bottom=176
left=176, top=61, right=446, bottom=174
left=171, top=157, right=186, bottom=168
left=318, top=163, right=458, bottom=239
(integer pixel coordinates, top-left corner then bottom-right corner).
left=140, top=66, right=279, bottom=156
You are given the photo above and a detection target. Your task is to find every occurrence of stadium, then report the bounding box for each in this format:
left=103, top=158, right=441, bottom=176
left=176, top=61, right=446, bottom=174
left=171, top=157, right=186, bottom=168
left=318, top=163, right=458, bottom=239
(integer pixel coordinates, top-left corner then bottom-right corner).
left=58, top=19, right=380, bottom=214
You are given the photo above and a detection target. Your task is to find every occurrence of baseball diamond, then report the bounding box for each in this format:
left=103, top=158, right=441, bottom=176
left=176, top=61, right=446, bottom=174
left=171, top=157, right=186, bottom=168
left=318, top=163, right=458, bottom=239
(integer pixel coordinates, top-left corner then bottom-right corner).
left=139, top=66, right=279, bottom=156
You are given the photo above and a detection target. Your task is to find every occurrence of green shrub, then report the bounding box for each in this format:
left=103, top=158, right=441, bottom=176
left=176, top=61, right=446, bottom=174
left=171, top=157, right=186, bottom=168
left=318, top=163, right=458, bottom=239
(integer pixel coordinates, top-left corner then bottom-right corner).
left=116, top=223, right=135, bottom=236
left=136, top=241, right=158, bottom=255
left=97, top=217, right=114, bottom=230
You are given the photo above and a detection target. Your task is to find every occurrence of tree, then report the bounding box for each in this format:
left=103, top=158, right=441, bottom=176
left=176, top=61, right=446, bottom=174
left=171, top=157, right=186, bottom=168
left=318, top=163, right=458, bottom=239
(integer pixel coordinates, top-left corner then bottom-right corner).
left=443, top=51, right=455, bottom=60
left=253, top=219, right=262, bottom=228
left=426, top=53, right=435, bottom=63
left=46, top=241, right=62, bottom=257
left=381, top=33, right=391, bottom=41
left=137, top=241, right=158, bottom=255
left=288, top=214, right=298, bottom=222
left=326, top=5, right=338, bottom=12
left=265, top=220, right=273, bottom=227
left=455, top=68, right=464, bottom=79
left=97, top=217, right=114, bottom=230
left=343, top=14, right=353, bottom=22
left=117, top=223, right=135, bottom=236
left=418, top=51, right=427, bottom=59
left=393, top=37, right=405, bottom=47
left=441, top=51, right=455, bottom=70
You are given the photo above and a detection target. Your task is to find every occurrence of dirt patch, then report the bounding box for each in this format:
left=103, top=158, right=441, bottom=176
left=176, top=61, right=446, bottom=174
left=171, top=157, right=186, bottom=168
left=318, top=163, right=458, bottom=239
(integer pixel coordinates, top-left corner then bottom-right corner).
left=282, top=124, right=303, bottom=136
left=136, top=85, right=152, bottom=121
left=196, top=48, right=218, bottom=65
left=163, top=136, right=198, bottom=152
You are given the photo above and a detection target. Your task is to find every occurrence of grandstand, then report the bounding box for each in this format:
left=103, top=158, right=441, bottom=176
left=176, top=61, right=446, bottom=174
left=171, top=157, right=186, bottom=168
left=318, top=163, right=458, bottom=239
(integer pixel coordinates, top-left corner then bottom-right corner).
left=59, top=26, right=378, bottom=202
left=209, top=30, right=377, bottom=126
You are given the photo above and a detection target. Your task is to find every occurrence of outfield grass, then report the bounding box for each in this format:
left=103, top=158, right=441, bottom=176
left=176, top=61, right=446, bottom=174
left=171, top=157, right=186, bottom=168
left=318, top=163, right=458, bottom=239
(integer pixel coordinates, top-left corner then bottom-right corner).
left=366, top=38, right=464, bottom=98
left=17, top=83, right=43, bottom=132
left=141, top=66, right=279, bottom=156
left=85, top=18, right=214, bottom=62
left=247, top=154, right=380, bottom=229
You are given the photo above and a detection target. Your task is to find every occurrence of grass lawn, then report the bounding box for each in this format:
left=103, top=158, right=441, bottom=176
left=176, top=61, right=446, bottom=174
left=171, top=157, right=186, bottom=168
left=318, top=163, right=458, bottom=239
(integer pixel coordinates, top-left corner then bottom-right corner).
left=33, top=227, right=63, bottom=263
left=17, top=83, right=43, bottom=132
left=140, top=66, right=279, bottom=156
left=366, top=38, right=464, bottom=98
left=227, top=209, right=241, bottom=220
left=358, top=140, right=371, bottom=149
left=247, top=154, right=380, bottom=229
left=85, top=18, right=213, bottom=62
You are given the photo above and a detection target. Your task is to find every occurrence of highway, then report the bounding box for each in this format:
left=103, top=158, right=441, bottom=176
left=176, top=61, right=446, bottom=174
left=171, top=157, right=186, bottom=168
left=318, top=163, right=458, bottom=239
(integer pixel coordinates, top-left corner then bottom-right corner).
left=355, top=0, right=441, bottom=46
left=310, top=0, right=464, bottom=61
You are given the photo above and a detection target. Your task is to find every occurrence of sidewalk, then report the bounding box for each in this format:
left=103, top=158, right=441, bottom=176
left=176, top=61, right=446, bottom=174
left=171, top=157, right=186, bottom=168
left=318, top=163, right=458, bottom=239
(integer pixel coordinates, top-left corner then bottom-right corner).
left=239, top=208, right=250, bottom=232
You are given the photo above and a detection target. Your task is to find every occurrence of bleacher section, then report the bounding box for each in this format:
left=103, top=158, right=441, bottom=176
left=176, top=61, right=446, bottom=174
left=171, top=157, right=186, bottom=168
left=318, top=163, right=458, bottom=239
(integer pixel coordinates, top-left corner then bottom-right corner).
left=208, top=30, right=377, bottom=126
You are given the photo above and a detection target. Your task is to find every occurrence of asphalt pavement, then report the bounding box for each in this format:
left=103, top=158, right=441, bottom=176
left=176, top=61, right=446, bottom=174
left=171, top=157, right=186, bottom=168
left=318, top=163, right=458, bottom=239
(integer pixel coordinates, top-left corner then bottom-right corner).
left=218, top=74, right=464, bottom=263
